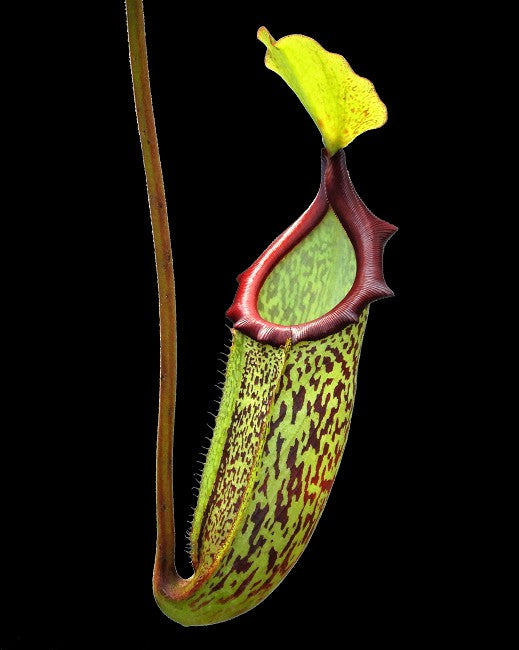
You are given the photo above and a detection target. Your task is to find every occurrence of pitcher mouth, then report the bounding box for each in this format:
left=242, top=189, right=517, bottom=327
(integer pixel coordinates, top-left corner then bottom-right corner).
left=226, top=149, right=397, bottom=347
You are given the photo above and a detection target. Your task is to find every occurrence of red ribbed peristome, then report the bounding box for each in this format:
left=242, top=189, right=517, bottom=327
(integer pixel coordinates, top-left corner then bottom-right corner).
left=226, top=149, right=397, bottom=346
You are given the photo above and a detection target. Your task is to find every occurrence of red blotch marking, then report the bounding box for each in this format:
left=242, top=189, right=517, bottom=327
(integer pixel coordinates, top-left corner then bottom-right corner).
left=286, top=440, right=304, bottom=505
left=233, top=554, right=253, bottom=573
left=267, top=548, right=278, bottom=572
left=322, top=356, right=334, bottom=372
left=248, top=577, right=276, bottom=598
left=321, top=478, right=334, bottom=491
left=269, top=402, right=287, bottom=480
left=257, top=472, right=269, bottom=497
left=311, top=453, right=324, bottom=486
left=217, top=568, right=258, bottom=604
left=232, top=502, right=270, bottom=575
left=291, top=386, right=306, bottom=424
left=191, top=599, right=213, bottom=611
left=333, top=379, right=347, bottom=401
left=250, top=502, right=269, bottom=546
left=280, top=518, right=302, bottom=559
left=309, top=374, right=321, bottom=391
left=274, top=480, right=289, bottom=527
left=284, top=363, right=294, bottom=389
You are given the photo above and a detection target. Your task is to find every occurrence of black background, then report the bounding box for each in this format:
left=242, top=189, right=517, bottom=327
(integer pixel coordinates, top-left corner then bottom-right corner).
left=1, top=2, right=473, bottom=648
